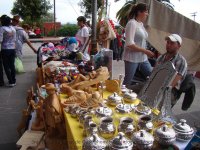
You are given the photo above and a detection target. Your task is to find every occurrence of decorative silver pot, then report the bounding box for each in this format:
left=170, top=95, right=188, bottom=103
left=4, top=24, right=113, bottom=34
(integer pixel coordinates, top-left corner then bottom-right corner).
left=95, top=106, right=112, bottom=118
left=86, top=122, right=98, bottom=137
left=69, top=105, right=80, bottom=118
left=121, top=85, right=128, bottom=94
left=83, top=115, right=93, bottom=136
left=135, top=103, right=151, bottom=115
left=154, top=125, right=176, bottom=146
left=118, top=117, right=135, bottom=138
left=109, top=132, right=133, bottom=150
left=78, top=110, right=88, bottom=128
left=173, top=119, right=194, bottom=141
left=115, top=104, right=132, bottom=114
left=82, top=133, right=107, bottom=150
left=132, top=130, right=154, bottom=150
left=123, top=90, right=137, bottom=103
left=138, top=115, right=153, bottom=132
left=107, top=92, right=122, bottom=106
left=98, top=117, right=116, bottom=139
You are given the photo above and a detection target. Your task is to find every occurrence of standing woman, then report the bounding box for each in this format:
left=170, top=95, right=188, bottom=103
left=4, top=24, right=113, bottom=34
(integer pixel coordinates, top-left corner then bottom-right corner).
left=0, top=15, right=16, bottom=87
left=76, top=16, right=90, bottom=60
left=123, top=3, right=154, bottom=86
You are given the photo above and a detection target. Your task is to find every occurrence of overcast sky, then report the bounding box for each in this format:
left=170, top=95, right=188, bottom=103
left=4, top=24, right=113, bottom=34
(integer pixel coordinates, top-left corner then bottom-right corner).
left=0, top=0, right=200, bottom=24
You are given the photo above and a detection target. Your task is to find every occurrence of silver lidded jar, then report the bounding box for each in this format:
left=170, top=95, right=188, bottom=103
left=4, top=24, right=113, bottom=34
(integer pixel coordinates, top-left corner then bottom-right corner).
left=123, top=89, right=137, bottom=103
left=173, top=119, right=194, bottom=141
left=135, top=103, right=151, bottom=115
left=107, top=92, right=122, bottom=106
left=95, top=106, right=113, bottom=118
left=132, top=130, right=154, bottom=150
left=82, top=133, right=107, bottom=150
left=115, top=104, right=132, bottom=114
left=109, top=132, right=133, bottom=150
left=138, top=115, right=153, bottom=132
left=118, top=117, right=135, bottom=138
left=154, top=124, right=176, bottom=146
left=98, top=117, right=116, bottom=139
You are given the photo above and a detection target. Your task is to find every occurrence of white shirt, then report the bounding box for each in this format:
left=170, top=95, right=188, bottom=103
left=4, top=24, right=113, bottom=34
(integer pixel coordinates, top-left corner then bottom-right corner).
left=123, top=19, right=148, bottom=63
left=76, top=26, right=89, bottom=46
left=0, top=26, right=16, bottom=49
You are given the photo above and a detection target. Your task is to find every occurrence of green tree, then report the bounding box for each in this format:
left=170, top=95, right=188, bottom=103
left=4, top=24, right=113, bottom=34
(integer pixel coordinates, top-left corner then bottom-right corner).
left=78, top=0, right=103, bottom=18
left=11, top=0, right=52, bottom=23
left=116, top=0, right=174, bottom=27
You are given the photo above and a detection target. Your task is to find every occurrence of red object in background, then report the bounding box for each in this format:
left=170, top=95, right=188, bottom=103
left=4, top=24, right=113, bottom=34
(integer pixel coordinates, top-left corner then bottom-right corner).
left=34, top=28, right=41, bottom=35
left=43, top=22, right=61, bottom=36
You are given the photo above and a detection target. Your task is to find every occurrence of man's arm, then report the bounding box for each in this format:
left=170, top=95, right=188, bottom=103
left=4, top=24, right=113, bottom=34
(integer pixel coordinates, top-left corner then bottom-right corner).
left=171, top=74, right=182, bottom=87
left=26, top=40, right=37, bottom=53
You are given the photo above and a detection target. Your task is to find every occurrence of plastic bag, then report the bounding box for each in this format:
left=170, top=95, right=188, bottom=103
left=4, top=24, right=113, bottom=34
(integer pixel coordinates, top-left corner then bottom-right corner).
left=15, top=57, right=25, bottom=73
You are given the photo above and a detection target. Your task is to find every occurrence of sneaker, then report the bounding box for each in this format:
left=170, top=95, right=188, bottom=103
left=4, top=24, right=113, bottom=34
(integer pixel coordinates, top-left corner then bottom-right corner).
left=6, top=83, right=16, bottom=87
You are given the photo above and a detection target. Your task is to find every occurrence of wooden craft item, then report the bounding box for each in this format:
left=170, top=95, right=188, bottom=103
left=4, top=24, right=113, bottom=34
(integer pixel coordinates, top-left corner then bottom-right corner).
left=105, top=79, right=120, bottom=93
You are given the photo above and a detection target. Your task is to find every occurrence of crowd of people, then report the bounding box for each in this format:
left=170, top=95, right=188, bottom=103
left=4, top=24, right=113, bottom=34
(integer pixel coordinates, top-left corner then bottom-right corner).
left=0, top=15, right=37, bottom=87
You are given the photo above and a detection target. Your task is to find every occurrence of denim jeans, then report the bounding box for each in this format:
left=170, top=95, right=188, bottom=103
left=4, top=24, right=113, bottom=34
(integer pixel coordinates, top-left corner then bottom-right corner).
left=123, top=60, right=152, bottom=86
left=1, top=49, right=16, bottom=84
left=0, top=52, right=4, bottom=85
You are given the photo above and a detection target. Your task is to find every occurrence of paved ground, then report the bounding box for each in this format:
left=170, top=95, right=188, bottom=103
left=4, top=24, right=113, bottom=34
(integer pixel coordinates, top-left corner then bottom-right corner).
left=0, top=42, right=199, bottom=149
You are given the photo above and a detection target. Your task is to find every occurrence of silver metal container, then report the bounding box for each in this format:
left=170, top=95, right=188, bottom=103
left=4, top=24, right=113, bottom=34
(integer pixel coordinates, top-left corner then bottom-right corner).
left=132, top=130, right=154, bottom=150
left=115, top=104, right=132, bottom=114
left=121, top=85, right=128, bottom=94
left=135, top=103, right=152, bottom=115
left=138, top=115, right=153, bottom=132
left=95, top=106, right=112, bottom=118
left=173, top=119, right=194, bottom=141
left=107, top=92, right=122, bottom=106
left=98, top=117, right=116, bottom=139
left=154, top=125, right=176, bottom=146
left=118, top=117, right=135, bottom=138
left=109, top=132, right=133, bottom=150
left=82, top=133, right=107, bottom=150
left=123, top=90, right=137, bottom=103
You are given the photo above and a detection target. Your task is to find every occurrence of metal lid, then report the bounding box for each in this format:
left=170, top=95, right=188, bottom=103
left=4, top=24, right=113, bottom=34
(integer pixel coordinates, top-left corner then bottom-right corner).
left=108, top=92, right=122, bottom=101
left=135, top=104, right=151, bottom=115
left=155, top=125, right=176, bottom=139
left=82, top=133, right=107, bottom=150
left=132, top=130, right=154, bottom=145
left=123, top=90, right=137, bottom=100
left=173, top=119, right=194, bottom=134
left=116, top=104, right=132, bottom=113
left=110, top=132, right=133, bottom=149
left=95, top=106, right=112, bottom=117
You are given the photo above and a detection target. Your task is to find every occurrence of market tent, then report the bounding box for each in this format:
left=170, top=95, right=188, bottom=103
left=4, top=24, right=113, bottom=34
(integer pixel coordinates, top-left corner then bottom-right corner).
left=139, top=0, right=200, bottom=71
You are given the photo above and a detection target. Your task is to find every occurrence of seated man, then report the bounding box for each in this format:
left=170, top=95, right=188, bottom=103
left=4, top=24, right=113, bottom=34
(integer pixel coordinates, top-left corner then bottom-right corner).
left=156, top=34, right=187, bottom=107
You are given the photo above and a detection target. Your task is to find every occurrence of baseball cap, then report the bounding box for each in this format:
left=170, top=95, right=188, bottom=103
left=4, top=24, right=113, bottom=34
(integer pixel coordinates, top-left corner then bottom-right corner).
left=165, top=34, right=182, bottom=45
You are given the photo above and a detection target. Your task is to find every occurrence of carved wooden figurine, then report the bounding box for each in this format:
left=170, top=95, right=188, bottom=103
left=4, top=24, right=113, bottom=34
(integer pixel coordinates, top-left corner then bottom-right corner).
left=43, top=83, right=66, bottom=138
left=30, top=99, right=45, bottom=131
left=70, top=66, right=110, bottom=90
left=43, top=83, right=67, bottom=150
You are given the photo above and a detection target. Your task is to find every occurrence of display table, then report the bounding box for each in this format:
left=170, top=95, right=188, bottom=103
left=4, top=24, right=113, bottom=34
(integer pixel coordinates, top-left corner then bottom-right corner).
left=62, top=91, right=140, bottom=150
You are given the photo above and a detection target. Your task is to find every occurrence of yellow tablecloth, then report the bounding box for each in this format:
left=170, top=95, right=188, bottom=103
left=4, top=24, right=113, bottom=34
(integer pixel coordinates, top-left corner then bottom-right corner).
left=62, top=91, right=141, bottom=150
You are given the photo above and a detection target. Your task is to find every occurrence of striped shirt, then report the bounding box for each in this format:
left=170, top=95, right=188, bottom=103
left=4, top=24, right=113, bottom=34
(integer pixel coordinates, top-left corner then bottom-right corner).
left=157, top=53, right=187, bottom=89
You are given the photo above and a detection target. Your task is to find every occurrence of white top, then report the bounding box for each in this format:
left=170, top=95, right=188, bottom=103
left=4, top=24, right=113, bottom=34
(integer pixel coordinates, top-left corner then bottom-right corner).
left=76, top=26, right=89, bottom=46
left=0, top=26, right=16, bottom=49
left=123, top=19, right=148, bottom=63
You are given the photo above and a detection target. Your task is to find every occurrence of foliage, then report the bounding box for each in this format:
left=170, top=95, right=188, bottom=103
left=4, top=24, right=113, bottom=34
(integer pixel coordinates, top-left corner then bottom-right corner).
left=116, top=0, right=174, bottom=27
left=78, top=0, right=103, bottom=18
left=11, top=0, right=52, bottom=23
left=47, top=24, right=79, bottom=37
